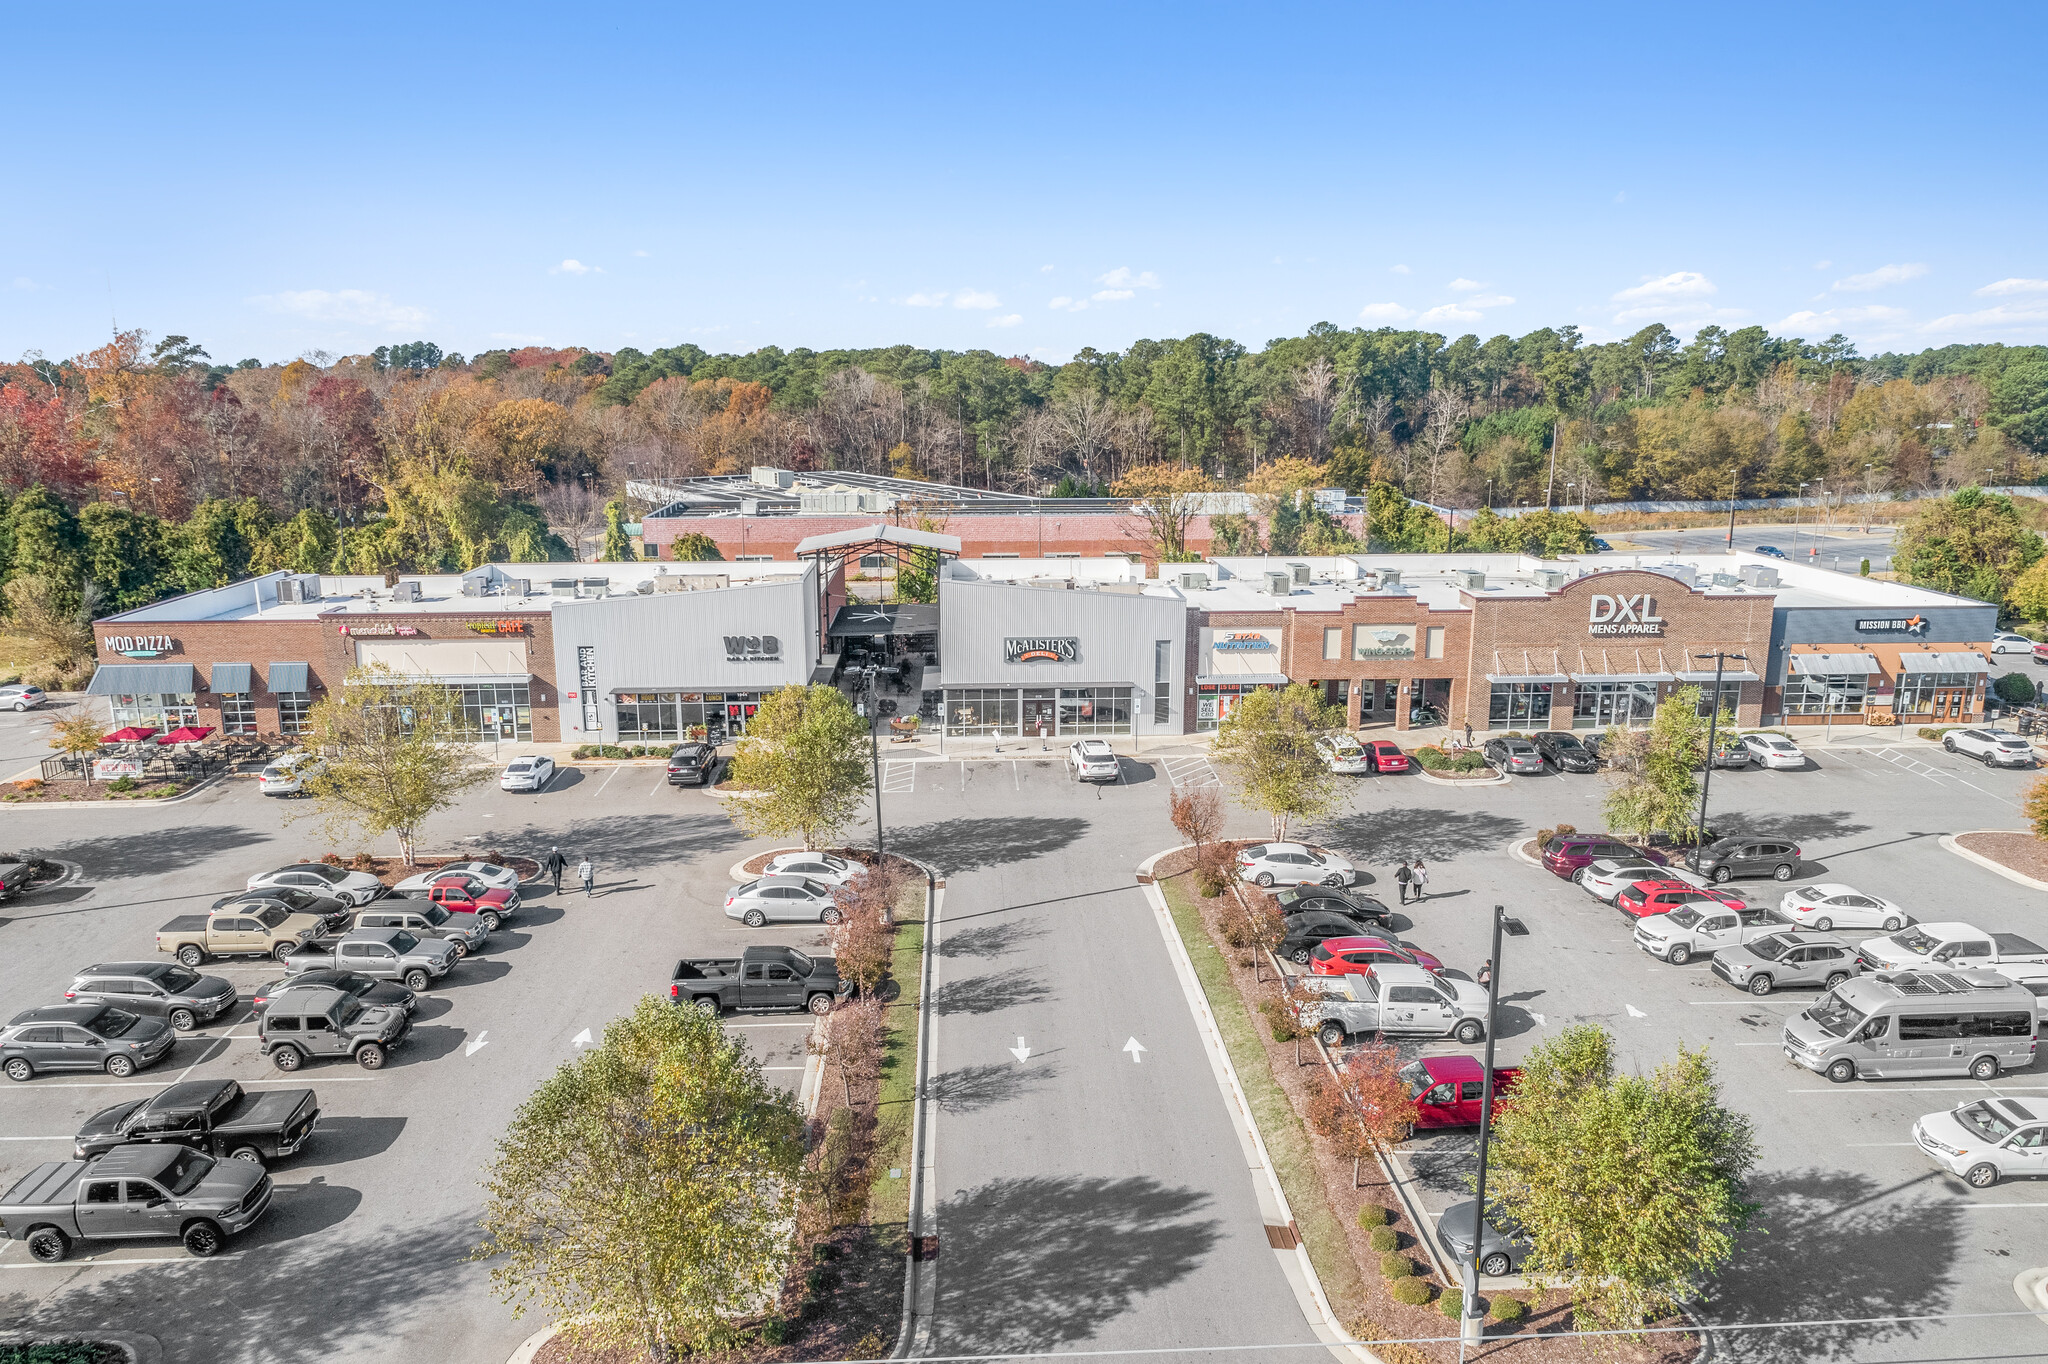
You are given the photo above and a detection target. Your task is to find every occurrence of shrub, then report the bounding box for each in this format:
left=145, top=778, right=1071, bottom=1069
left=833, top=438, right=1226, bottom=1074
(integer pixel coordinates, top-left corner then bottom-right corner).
left=1219, top=914, right=1251, bottom=948
left=143, top=784, right=179, bottom=798
left=319, top=852, right=344, bottom=865
left=1379, top=1252, right=1414, bottom=1279
left=1535, top=822, right=1576, bottom=851
left=1356, top=1203, right=1390, bottom=1228
left=1368, top=1225, right=1400, bottom=1252
left=1995, top=671, right=2038, bottom=706
left=1489, top=1294, right=1528, bottom=1324
left=1860, top=557, right=1871, bottom=576
left=106, top=776, right=137, bottom=793
left=350, top=851, right=376, bottom=870
left=571, top=745, right=596, bottom=759
left=1439, top=1287, right=1467, bottom=1317
left=1258, top=998, right=1299, bottom=1042
left=1390, top=1276, right=1434, bottom=1306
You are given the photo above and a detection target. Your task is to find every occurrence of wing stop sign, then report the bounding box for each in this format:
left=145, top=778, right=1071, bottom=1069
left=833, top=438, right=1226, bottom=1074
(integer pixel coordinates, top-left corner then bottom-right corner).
left=1005, top=637, right=1079, bottom=664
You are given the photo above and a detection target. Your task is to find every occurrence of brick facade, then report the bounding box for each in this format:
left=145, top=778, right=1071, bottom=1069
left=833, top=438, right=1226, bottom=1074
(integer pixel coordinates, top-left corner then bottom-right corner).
left=1274, top=596, right=1475, bottom=731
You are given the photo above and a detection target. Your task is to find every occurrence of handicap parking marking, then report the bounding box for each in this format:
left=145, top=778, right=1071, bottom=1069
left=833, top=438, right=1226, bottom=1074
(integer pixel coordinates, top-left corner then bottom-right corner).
left=881, top=760, right=917, bottom=794
left=1161, top=755, right=1221, bottom=790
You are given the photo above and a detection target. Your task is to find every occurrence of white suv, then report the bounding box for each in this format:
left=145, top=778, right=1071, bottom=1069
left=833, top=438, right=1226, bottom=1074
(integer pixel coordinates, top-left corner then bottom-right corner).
left=1066, top=739, right=1121, bottom=782
left=1914, top=1097, right=2048, bottom=1189
left=1943, top=727, right=2038, bottom=769
left=1237, top=842, right=1358, bottom=888
left=1314, top=735, right=1370, bottom=774
left=258, top=753, right=324, bottom=797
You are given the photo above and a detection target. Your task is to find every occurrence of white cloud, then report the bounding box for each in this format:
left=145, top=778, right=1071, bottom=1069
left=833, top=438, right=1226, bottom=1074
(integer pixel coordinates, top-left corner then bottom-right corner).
left=1091, top=288, right=1135, bottom=302
left=1389, top=264, right=1410, bottom=275
left=1976, top=278, right=2048, bottom=297
left=1613, top=191, right=1627, bottom=204
left=1048, top=296, right=1085, bottom=312
left=904, top=292, right=950, bottom=307
left=1040, top=264, right=1055, bottom=273
left=550, top=259, right=600, bottom=275
left=952, top=289, right=1001, bottom=310
left=1095, top=267, right=1161, bottom=290
left=988, top=314, right=1023, bottom=328
left=1612, top=303, right=1745, bottom=328
left=1358, top=302, right=1414, bottom=322
left=1921, top=298, right=2048, bottom=334
left=1775, top=305, right=1909, bottom=332
left=1417, top=303, right=1483, bottom=325
left=1464, top=294, right=1516, bottom=309
left=1447, top=278, right=1486, bottom=292
left=1832, top=262, right=1927, bottom=292
left=1612, top=271, right=1717, bottom=302
left=1813, top=260, right=1832, bottom=270
left=249, top=288, right=429, bottom=327
left=9, top=277, right=38, bottom=291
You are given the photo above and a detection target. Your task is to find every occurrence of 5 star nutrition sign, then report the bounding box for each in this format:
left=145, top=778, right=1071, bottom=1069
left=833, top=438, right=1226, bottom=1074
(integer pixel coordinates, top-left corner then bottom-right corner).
left=1587, top=594, right=1666, bottom=636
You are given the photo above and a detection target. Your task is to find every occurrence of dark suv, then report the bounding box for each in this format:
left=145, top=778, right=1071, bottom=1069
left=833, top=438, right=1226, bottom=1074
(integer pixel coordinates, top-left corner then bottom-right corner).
left=1541, top=834, right=1668, bottom=881
left=66, top=962, right=238, bottom=1032
left=1530, top=731, right=1597, bottom=773
left=667, top=742, right=718, bottom=787
left=1688, top=836, right=1802, bottom=883
left=210, top=887, right=351, bottom=931
left=257, top=987, right=410, bottom=1071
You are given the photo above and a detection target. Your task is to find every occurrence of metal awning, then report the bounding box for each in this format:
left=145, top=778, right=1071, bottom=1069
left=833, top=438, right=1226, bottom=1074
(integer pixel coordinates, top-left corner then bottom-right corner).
left=85, top=663, right=195, bottom=696
left=1572, top=672, right=1674, bottom=684
left=1674, top=669, right=1761, bottom=683
left=1896, top=651, right=1992, bottom=672
left=210, top=663, right=253, bottom=694
left=1196, top=673, right=1289, bottom=687
left=1485, top=673, right=1567, bottom=684
left=828, top=602, right=940, bottom=638
left=1788, top=653, right=1879, bottom=676
left=808, top=653, right=840, bottom=685
left=1486, top=649, right=1564, bottom=685
left=796, top=523, right=962, bottom=556
left=268, top=662, right=310, bottom=693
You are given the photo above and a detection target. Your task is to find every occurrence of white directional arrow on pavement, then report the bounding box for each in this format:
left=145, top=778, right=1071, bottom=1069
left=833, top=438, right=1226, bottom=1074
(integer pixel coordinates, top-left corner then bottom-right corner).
left=466, top=1030, right=490, bottom=1057
left=1625, top=1005, right=1647, bottom=1019
left=572, top=1028, right=594, bottom=1050
left=1009, top=1036, right=1031, bottom=1063
left=1530, top=1012, right=1547, bottom=1026
left=1123, top=1036, right=1148, bottom=1064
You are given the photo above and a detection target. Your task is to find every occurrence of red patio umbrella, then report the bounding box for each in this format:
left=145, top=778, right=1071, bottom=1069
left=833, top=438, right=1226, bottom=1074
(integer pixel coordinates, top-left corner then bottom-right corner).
left=103, top=726, right=159, bottom=743
left=161, top=725, right=214, bottom=744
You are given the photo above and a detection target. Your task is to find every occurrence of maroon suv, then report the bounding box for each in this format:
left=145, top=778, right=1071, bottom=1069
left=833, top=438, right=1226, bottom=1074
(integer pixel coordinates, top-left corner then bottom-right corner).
left=1540, top=833, right=1668, bottom=880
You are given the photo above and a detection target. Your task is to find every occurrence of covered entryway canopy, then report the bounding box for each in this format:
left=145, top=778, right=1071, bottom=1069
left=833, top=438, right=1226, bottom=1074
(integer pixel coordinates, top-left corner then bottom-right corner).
left=86, top=663, right=195, bottom=695
left=798, top=522, right=960, bottom=664
left=1789, top=652, right=1880, bottom=675
left=827, top=602, right=941, bottom=638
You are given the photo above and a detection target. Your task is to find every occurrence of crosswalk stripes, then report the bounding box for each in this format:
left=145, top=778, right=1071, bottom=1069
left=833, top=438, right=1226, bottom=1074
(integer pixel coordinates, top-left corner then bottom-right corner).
left=881, top=760, right=918, bottom=794
left=1161, top=754, right=1221, bottom=789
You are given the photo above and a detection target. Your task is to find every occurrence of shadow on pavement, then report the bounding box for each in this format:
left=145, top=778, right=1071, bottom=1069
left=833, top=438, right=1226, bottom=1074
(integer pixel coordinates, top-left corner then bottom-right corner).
left=504, top=811, right=744, bottom=868
left=1310, top=807, right=1527, bottom=865
left=938, top=921, right=1047, bottom=960
left=887, top=817, right=1090, bottom=877
left=931, top=971, right=1054, bottom=1016
left=306, top=1115, right=407, bottom=1165
left=930, top=1174, right=1221, bottom=1353
left=1713, top=810, right=1873, bottom=845
left=61, top=824, right=277, bottom=880
left=927, top=1060, right=1062, bottom=1115
left=1706, top=1166, right=1960, bottom=1362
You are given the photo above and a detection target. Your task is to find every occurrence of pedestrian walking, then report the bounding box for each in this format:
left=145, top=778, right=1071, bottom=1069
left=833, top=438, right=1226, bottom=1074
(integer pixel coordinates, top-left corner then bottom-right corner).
left=544, top=846, right=568, bottom=894
left=1409, top=859, right=1430, bottom=901
left=1393, top=862, right=1414, bottom=904
left=577, top=858, right=595, bottom=897
left=1477, top=958, right=1493, bottom=990
left=1462, top=720, right=1474, bottom=750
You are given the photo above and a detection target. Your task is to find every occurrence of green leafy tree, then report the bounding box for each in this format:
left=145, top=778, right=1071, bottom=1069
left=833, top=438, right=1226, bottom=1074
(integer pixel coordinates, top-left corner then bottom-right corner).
left=727, top=685, right=873, bottom=851
left=1893, top=486, right=2045, bottom=605
left=49, top=712, right=107, bottom=783
left=601, top=498, right=634, bottom=562
left=253, top=508, right=341, bottom=575
left=1486, top=1024, right=1758, bottom=1333
left=1995, top=671, right=2038, bottom=707
left=669, top=532, right=724, bottom=562
left=1211, top=683, right=1345, bottom=840
left=2011, top=556, right=2048, bottom=622
left=1989, top=360, right=2048, bottom=454
left=297, top=665, right=492, bottom=865
left=78, top=502, right=170, bottom=610
left=1600, top=685, right=1713, bottom=841
left=3, top=486, right=84, bottom=591
left=475, top=995, right=805, bottom=1360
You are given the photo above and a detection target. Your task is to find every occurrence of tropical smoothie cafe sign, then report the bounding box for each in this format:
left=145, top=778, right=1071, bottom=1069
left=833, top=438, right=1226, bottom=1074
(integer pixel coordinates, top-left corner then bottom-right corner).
left=101, top=634, right=176, bottom=658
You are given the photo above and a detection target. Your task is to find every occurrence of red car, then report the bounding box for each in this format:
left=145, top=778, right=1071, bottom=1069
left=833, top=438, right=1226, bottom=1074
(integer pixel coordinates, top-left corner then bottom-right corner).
left=425, top=877, right=518, bottom=929
left=1614, top=879, right=1743, bottom=920
left=1399, top=1056, right=1521, bottom=1134
left=1364, top=740, right=1408, bottom=773
left=1540, top=832, right=1668, bottom=880
left=1308, top=935, right=1445, bottom=976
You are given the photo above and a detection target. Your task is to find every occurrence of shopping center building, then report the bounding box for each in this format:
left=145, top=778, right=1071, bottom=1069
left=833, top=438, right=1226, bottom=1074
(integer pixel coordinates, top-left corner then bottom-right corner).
left=87, top=544, right=2006, bottom=745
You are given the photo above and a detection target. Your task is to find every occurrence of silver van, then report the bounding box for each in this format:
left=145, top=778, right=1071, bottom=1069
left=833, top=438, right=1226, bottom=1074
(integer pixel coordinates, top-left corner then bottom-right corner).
left=1782, top=969, right=2038, bottom=1083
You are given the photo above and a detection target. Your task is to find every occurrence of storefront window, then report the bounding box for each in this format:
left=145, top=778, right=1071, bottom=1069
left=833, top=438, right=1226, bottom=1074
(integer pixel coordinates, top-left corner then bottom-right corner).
left=1195, top=683, right=1277, bottom=732
left=1692, top=682, right=1743, bottom=719
left=1572, top=681, right=1658, bottom=728
left=1059, top=687, right=1133, bottom=735
left=1895, top=672, right=1969, bottom=712
left=1489, top=682, right=1552, bottom=726
left=451, top=682, right=533, bottom=739
left=616, top=692, right=682, bottom=741
left=111, top=694, right=198, bottom=729
left=1785, top=674, right=1867, bottom=716
left=220, top=697, right=258, bottom=735
left=277, top=694, right=313, bottom=735
left=947, top=688, right=1019, bottom=736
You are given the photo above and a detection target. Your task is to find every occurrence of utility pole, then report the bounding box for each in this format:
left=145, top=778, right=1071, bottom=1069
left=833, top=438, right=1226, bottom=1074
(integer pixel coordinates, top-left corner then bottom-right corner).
left=1460, top=904, right=1507, bottom=1349
left=863, top=667, right=885, bottom=857
left=1726, top=467, right=1738, bottom=549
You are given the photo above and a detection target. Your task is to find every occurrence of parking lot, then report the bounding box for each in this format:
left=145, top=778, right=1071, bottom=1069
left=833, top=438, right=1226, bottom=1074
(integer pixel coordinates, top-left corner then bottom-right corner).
left=0, top=733, right=2044, bottom=1363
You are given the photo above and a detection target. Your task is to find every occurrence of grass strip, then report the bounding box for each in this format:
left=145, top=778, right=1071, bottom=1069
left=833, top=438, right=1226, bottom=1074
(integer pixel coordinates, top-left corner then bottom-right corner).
left=1158, top=873, right=1368, bottom=1320
left=865, top=894, right=926, bottom=1231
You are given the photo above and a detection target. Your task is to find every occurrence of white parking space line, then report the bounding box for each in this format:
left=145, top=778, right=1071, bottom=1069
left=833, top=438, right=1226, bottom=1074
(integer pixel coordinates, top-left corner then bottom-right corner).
left=1161, top=755, right=1221, bottom=789
left=0, top=1075, right=385, bottom=1092
left=0, top=1135, right=74, bottom=1141
left=761, top=1066, right=804, bottom=1072
left=1848, top=1142, right=1918, bottom=1147
left=0, top=1255, right=244, bottom=1270
left=596, top=766, right=622, bottom=796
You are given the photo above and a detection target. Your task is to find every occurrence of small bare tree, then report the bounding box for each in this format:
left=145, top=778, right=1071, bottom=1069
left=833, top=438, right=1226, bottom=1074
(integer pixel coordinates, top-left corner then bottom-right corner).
left=1169, top=785, right=1225, bottom=848
left=1292, top=357, right=1340, bottom=461
left=537, top=478, right=601, bottom=563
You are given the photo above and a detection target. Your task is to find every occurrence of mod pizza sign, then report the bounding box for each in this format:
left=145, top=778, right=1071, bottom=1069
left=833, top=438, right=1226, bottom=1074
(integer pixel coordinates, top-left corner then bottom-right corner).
left=1588, top=594, right=1665, bottom=636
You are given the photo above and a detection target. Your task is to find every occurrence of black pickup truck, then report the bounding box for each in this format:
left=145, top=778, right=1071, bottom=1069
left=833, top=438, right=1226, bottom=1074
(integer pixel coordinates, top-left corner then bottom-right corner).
left=670, top=945, right=850, bottom=1016
left=73, top=1078, right=318, bottom=1167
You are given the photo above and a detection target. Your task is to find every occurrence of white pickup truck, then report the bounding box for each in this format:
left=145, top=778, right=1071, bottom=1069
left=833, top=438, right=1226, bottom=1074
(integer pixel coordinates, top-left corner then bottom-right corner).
left=1633, top=904, right=1798, bottom=966
left=1857, top=922, right=2048, bottom=973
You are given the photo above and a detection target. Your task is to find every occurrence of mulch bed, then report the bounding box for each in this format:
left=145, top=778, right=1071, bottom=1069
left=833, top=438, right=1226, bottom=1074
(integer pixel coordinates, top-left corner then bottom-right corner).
left=0, top=1344, right=128, bottom=1364
left=1164, top=852, right=1696, bottom=1363
left=1, top=775, right=203, bottom=803
left=1957, top=830, right=2048, bottom=884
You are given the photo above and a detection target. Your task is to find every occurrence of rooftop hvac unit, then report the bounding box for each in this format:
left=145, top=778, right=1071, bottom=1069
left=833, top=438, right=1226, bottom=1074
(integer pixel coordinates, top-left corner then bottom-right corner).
left=1376, top=568, right=1401, bottom=588
left=390, top=580, right=423, bottom=603
left=654, top=576, right=688, bottom=593
left=1711, top=572, right=1742, bottom=588
left=1263, top=570, right=1293, bottom=596
left=678, top=574, right=730, bottom=591
left=1534, top=569, right=1568, bottom=591
left=1454, top=568, right=1486, bottom=590
left=550, top=577, right=578, bottom=597
left=1653, top=562, right=1696, bottom=588
left=1288, top=562, right=1311, bottom=586
left=1178, top=572, right=1207, bottom=591
left=276, top=574, right=323, bottom=604
left=750, top=466, right=795, bottom=489
left=460, top=577, right=487, bottom=598
left=579, top=577, right=609, bottom=599
left=1740, top=564, right=1779, bottom=589
left=508, top=578, right=530, bottom=597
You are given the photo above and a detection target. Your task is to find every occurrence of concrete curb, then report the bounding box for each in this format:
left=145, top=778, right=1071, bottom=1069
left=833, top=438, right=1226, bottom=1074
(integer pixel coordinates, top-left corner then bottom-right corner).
left=1137, top=847, right=1384, bottom=1364
left=891, top=853, right=943, bottom=1360
left=1942, top=831, right=2048, bottom=892
left=505, top=1320, right=562, bottom=1364
left=1507, top=838, right=1544, bottom=870
left=2013, top=1265, right=2048, bottom=1326
left=1411, top=765, right=1509, bottom=787
left=0, top=1333, right=162, bottom=1364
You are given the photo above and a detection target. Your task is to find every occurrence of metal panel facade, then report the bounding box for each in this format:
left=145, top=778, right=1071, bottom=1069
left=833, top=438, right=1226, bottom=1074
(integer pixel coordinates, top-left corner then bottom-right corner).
left=1765, top=604, right=1997, bottom=683
left=937, top=578, right=1185, bottom=734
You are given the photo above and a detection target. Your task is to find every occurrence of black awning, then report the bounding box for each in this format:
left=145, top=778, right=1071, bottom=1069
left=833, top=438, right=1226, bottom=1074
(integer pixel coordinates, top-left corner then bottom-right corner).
left=827, top=603, right=940, bottom=638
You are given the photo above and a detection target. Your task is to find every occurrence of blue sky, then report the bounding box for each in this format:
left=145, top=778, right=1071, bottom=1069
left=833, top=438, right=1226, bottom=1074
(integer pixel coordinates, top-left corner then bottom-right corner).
left=5, top=2, right=2044, bottom=366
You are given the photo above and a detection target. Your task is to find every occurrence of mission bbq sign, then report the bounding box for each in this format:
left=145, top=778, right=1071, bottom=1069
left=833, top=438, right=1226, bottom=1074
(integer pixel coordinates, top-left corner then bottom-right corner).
left=1588, top=593, right=1666, bottom=636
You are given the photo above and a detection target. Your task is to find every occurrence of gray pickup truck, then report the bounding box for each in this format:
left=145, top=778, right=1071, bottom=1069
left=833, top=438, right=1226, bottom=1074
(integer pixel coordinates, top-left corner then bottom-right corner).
left=0, top=1143, right=272, bottom=1260
left=669, top=945, right=850, bottom=1016
left=75, top=1079, right=319, bottom=1166
left=284, top=928, right=456, bottom=991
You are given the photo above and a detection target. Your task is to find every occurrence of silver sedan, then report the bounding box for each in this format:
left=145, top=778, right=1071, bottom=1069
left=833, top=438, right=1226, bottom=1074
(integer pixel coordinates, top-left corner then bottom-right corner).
left=723, top=876, right=842, bottom=927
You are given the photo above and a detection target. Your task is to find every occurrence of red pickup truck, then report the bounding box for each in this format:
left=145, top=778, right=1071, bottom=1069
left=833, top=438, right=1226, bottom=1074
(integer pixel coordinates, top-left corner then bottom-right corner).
left=1399, top=1055, right=1520, bottom=1135
left=422, top=879, right=518, bottom=932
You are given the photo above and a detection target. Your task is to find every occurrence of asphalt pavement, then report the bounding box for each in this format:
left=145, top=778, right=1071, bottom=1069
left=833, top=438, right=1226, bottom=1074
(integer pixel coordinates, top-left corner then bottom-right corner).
left=1608, top=523, right=1897, bottom=574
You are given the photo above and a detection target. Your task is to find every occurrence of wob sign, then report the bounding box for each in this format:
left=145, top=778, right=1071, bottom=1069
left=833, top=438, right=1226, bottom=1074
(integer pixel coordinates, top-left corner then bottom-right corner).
left=1588, top=593, right=1665, bottom=636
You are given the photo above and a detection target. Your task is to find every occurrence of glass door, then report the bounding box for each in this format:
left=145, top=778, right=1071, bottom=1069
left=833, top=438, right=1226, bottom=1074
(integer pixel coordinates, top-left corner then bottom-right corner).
left=1021, top=689, right=1056, bottom=737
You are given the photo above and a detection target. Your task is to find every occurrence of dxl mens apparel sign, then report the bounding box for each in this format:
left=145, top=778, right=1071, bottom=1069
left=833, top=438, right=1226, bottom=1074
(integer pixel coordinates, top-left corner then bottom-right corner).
left=1005, top=637, right=1079, bottom=663
left=1588, top=594, right=1665, bottom=636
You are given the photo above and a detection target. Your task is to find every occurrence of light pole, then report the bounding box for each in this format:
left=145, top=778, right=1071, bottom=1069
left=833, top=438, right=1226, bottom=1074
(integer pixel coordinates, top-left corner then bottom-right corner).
left=1692, top=651, right=1746, bottom=846
left=1460, top=904, right=1507, bottom=1347
left=1793, top=482, right=1809, bottom=560
left=1726, top=467, right=1738, bottom=549
left=861, top=667, right=886, bottom=856
left=1864, top=463, right=1876, bottom=533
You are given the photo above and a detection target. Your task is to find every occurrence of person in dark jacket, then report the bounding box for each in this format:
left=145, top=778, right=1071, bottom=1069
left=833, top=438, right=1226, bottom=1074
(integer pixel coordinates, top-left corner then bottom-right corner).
left=1394, top=862, right=1415, bottom=904
left=544, top=847, right=568, bottom=893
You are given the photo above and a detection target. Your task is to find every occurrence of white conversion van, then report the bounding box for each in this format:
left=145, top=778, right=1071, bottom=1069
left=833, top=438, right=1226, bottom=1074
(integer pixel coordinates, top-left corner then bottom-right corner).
left=1782, top=969, right=2037, bottom=1084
